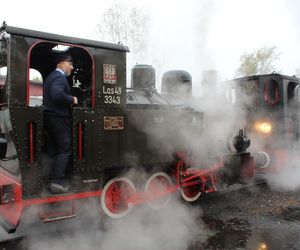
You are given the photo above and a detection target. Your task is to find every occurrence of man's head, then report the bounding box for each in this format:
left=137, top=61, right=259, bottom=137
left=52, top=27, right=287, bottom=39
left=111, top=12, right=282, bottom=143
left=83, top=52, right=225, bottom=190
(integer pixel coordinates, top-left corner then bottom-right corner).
left=56, top=54, right=74, bottom=76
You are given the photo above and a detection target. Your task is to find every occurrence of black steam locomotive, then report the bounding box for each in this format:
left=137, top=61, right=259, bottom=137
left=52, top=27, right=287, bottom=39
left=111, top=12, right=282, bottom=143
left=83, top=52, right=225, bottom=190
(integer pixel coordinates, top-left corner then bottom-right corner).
left=0, top=23, right=256, bottom=235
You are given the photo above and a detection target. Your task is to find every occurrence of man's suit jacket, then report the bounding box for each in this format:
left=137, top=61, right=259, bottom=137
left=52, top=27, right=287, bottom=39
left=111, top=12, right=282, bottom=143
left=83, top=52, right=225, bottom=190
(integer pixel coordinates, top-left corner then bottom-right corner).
left=43, top=70, right=73, bottom=117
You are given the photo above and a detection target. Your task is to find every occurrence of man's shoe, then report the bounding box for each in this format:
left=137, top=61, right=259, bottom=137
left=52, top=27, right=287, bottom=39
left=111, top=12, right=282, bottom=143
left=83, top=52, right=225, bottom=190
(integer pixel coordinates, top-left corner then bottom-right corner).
left=49, top=182, right=70, bottom=194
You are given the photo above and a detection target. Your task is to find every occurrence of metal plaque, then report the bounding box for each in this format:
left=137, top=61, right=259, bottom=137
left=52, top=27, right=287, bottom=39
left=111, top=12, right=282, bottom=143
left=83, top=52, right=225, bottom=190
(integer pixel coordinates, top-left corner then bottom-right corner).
left=103, top=64, right=117, bottom=84
left=104, top=116, right=124, bottom=130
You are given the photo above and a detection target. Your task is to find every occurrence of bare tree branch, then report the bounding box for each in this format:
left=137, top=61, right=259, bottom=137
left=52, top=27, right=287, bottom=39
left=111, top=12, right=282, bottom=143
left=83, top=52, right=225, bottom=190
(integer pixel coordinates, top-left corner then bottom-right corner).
left=96, top=2, right=150, bottom=63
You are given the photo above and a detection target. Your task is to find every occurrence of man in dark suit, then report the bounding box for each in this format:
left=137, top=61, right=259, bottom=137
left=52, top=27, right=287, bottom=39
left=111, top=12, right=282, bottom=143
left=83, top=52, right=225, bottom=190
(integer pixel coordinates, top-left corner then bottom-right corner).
left=43, top=54, right=78, bottom=194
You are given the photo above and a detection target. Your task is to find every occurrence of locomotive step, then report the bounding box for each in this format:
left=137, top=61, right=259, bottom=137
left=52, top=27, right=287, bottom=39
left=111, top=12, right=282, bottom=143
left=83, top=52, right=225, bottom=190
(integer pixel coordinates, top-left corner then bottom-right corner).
left=39, top=200, right=76, bottom=223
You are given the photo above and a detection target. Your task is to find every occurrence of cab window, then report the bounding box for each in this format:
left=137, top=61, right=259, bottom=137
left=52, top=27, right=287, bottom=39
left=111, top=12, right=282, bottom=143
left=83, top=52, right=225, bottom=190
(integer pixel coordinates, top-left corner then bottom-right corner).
left=293, top=84, right=300, bottom=103
left=28, top=42, right=93, bottom=107
left=29, top=69, right=43, bottom=107
left=264, top=79, right=279, bottom=105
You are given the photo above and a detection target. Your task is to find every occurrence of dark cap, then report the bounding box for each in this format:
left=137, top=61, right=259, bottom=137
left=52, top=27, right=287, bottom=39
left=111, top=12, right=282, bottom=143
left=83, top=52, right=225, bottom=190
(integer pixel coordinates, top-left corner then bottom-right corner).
left=56, top=54, right=73, bottom=64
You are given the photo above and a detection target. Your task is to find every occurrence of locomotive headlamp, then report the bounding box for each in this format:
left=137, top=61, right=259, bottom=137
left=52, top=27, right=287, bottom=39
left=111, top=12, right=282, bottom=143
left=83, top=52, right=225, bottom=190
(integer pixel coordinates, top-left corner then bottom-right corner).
left=228, top=129, right=251, bottom=153
left=254, top=121, right=272, bottom=134
left=257, top=242, right=268, bottom=250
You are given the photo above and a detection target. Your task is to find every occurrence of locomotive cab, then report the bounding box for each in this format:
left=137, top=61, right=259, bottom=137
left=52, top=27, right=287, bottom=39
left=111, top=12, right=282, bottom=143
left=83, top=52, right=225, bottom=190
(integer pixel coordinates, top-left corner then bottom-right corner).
left=0, top=24, right=129, bottom=200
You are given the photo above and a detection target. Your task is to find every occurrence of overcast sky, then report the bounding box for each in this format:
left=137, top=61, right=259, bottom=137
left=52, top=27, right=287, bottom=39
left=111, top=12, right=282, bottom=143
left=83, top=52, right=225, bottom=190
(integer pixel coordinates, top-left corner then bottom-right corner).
left=2, top=0, right=300, bottom=93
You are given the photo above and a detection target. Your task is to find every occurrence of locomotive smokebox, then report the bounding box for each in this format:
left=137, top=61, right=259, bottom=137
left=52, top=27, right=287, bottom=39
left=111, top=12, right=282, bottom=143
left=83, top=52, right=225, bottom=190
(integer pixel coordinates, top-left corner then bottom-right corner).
left=131, top=64, right=155, bottom=89
left=161, top=70, right=192, bottom=96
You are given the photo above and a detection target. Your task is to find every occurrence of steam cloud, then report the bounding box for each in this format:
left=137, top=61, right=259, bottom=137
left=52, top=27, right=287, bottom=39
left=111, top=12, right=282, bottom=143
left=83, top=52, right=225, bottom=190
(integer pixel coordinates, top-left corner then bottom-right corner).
left=266, top=160, right=300, bottom=192
left=25, top=197, right=207, bottom=250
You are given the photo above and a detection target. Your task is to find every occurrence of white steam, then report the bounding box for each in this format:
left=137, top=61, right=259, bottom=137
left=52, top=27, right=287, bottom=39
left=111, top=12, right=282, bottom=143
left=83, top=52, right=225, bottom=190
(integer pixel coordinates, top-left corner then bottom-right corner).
left=25, top=198, right=207, bottom=250
left=17, top=168, right=208, bottom=249
left=266, top=159, right=300, bottom=192
left=99, top=203, right=205, bottom=250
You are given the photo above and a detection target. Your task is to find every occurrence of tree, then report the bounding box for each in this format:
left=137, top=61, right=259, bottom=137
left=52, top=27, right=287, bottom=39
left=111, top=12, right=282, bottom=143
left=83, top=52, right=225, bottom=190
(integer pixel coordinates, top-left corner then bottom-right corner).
left=96, top=1, right=150, bottom=63
left=235, top=46, right=280, bottom=77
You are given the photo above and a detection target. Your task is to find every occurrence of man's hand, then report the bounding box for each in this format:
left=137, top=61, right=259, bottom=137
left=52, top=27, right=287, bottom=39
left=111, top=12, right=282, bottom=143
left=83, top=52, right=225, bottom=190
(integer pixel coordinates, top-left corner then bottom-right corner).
left=73, top=96, right=78, bottom=105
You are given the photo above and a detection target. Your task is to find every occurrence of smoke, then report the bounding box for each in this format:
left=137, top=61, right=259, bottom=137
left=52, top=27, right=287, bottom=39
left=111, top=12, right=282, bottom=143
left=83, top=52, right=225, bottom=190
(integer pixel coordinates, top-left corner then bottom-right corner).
left=24, top=192, right=207, bottom=250
left=5, top=165, right=208, bottom=249
left=187, top=72, right=249, bottom=159
left=266, top=162, right=300, bottom=192
left=262, top=139, right=300, bottom=191
left=99, top=202, right=205, bottom=250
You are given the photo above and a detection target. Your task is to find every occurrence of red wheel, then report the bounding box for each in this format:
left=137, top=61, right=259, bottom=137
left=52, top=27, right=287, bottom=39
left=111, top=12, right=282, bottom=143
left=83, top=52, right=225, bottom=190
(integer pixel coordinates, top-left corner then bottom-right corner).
left=145, top=172, right=173, bottom=209
left=180, top=178, right=202, bottom=202
left=101, top=177, right=136, bottom=218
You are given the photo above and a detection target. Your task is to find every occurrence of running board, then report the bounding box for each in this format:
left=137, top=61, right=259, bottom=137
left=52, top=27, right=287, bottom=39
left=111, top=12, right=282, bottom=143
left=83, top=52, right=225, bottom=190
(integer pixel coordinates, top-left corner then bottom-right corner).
left=39, top=200, right=76, bottom=223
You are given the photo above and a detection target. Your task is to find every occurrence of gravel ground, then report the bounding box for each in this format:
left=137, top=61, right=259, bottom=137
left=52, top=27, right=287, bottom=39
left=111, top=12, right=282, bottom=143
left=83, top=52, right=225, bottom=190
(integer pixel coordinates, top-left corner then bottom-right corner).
left=190, top=183, right=300, bottom=249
